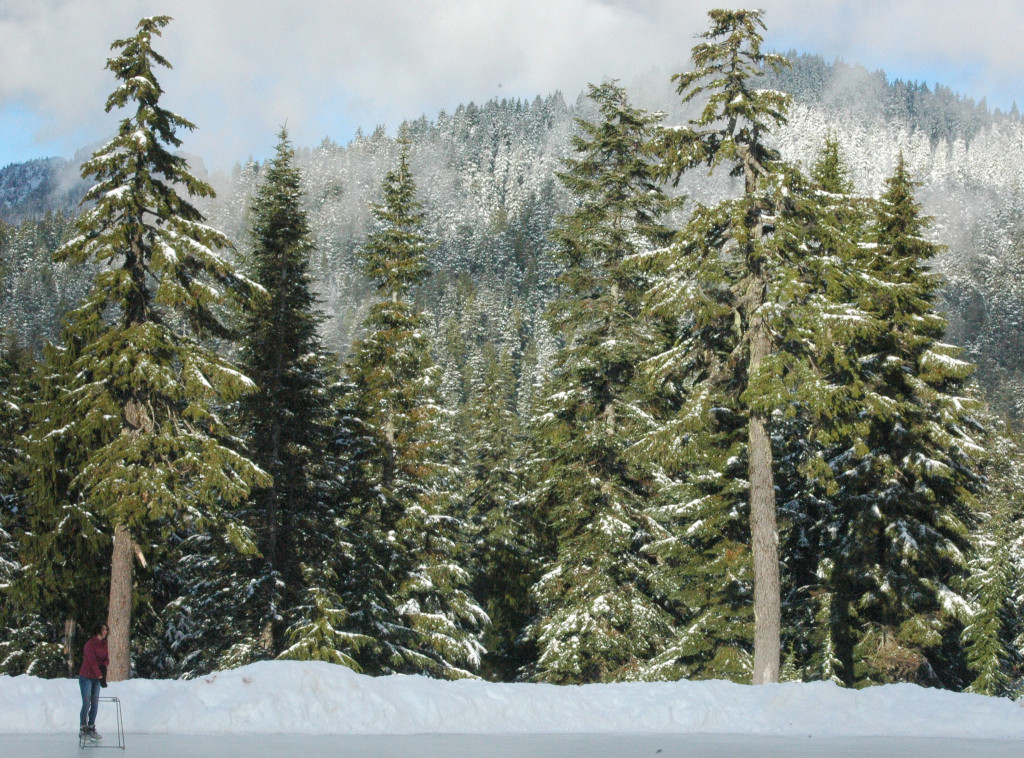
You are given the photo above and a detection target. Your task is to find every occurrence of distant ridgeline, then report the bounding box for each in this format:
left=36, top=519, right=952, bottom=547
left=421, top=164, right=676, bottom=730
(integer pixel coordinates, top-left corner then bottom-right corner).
left=765, top=52, right=1020, bottom=143
left=1, top=53, right=1022, bottom=423
left=0, top=153, right=93, bottom=223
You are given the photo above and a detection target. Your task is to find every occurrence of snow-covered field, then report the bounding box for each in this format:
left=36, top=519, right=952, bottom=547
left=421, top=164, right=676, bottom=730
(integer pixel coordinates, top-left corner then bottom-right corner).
left=2, top=660, right=1023, bottom=756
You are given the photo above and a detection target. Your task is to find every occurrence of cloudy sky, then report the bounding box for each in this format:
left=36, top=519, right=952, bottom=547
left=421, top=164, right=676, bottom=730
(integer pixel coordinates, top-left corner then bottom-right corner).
left=1, top=0, right=1021, bottom=170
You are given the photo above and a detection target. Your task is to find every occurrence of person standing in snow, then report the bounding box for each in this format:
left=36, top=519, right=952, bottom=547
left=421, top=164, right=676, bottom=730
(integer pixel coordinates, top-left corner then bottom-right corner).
left=79, top=623, right=109, bottom=740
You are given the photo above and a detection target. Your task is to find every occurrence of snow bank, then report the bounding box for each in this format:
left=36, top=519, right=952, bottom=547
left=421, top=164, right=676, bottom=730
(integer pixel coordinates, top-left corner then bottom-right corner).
left=1, top=660, right=1022, bottom=738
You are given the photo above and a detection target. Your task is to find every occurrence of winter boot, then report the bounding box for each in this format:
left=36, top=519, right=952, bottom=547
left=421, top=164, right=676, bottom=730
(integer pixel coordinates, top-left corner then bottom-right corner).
left=87, top=725, right=102, bottom=741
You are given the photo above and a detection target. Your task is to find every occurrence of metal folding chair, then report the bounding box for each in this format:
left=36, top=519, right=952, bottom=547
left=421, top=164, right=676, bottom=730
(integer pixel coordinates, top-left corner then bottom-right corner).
left=78, top=696, right=125, bottom=751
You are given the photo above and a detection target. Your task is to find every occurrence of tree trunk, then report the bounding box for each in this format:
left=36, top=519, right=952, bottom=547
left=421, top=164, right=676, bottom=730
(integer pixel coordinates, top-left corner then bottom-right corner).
left=63, top=616, right=77, bottom=679
left=106, top=523, right=135, bottom=681
left=382, top=415, right=396, bottom=492
left=741, top=144, right=781, bottom=685
left=748, top=301, right=780, bottom=685
left=834, top=587, right=855, bottom=687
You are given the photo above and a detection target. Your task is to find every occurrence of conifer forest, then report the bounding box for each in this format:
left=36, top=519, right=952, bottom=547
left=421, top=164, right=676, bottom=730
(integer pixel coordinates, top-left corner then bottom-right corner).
left=2, top=10, right=1023, bottom=697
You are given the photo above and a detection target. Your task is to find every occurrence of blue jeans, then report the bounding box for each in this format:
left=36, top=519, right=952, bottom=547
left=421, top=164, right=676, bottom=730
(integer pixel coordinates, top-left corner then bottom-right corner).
left=79, top=677, right=101, bottom=727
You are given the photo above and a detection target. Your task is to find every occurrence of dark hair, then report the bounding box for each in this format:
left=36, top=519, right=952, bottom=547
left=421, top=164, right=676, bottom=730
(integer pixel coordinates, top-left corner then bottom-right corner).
left=97, top=623, right=108, bottom=635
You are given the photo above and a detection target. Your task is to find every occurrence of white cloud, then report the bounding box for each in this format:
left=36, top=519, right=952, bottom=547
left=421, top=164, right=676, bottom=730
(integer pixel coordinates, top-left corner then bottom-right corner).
left=1, top=1, right=1022, bottom=168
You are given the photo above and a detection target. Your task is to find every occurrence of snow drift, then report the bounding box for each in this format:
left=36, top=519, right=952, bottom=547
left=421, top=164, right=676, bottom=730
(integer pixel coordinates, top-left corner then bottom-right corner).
left=1, top=660, right=1022, bottom=738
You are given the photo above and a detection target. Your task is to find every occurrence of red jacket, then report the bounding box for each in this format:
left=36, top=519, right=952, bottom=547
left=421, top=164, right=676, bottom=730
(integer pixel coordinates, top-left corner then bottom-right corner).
left=79, top=636, right=109, bottom=679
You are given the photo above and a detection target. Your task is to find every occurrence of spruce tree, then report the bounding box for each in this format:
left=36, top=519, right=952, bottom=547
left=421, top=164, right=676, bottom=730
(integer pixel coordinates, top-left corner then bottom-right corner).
left=829, top=154, right=982, bottom=686
left=277, top=563, right=365, bottom=668
left=53, top=16, right=268, bottom=680
left=525, top=81, right=680, bottom=683
left=465, top=341, right=535, bottom=681
left=339, top=135, right=485, bottom=678
left=962, top=476, right=1016, bottom=696
left=763, top=137, right=877, bottom=684
left=14, top=311, right=115, bottom=678
left=233, top=127, right=345, bottom=659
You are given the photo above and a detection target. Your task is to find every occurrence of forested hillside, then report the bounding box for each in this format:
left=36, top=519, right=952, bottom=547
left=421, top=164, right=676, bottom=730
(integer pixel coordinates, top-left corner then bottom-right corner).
left=3, top=51, right=1021, bottom=422
left=1, top=11, right=1022, bottom=696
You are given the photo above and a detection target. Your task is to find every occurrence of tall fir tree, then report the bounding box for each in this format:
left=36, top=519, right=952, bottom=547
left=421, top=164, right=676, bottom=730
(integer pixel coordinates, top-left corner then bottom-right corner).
left=339, top=134, right=485, bottom=678
left=232, top=127, right=349, bottom=661
left=646, top=13, right=880, bottom=684
left=826, top=154, right=982, bottom=686
left=651, top=9, right=794, bottom=684
left=155, top=129, right=356, bottom=676
left=960, top=418, right=1023, bottom=696
left=779, top=137, right=875, bottom=684
left=524, top=81, right=680, bottom=683
left=53, top=16, right=269, bottom=680
left=464, top=341, right=535, bottom=681
left=13, top=310, right=115, bottom=679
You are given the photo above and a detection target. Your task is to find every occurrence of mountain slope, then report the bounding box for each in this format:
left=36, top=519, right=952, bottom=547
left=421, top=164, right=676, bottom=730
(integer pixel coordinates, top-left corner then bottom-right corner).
left=1, top=53, right=1022, bottom=421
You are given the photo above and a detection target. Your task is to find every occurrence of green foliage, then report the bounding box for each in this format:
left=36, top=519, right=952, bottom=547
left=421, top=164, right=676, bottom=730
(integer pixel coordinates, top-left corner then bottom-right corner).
left=54, top=14, right=268, bottom=529
left=13, top=313, right=113, bottom=670
left=780, top=152, right=982, bottom=688
left=0, top=8, right=1017, bottom=693
left=42, top=15, right=269, bottom=672
left=960, top=420, right=1024, bottom=695
left=359, top=137, right=431, bottom=300
left=659, top=8, right=790, bottom=184
left=230, top=127, right=343, bottom=657
left=525, top=81, right=680, bottom=683
left=840, top=156, right=979, bottom=687
left=641, top=9, right=803, bottom=682
left=278, top=563, right=369, bottom=669
left=339, top=136, right=485, bottom=678
left=465, top=342, right=536, bottom=681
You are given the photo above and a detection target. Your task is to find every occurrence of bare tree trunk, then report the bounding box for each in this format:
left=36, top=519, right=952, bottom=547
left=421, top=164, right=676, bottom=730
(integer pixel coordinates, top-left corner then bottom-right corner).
left=741, top=147, right=781, bottom=685
left=106, top=523, right=135, bottom=681
left=748, top=313, right=780, bottom=685
left=63, top=616, right=77, bottom=679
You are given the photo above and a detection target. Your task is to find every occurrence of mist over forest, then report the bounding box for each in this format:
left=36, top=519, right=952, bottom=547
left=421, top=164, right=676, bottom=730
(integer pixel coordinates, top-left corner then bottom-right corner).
left=3, top=53, right=1022, bottom=424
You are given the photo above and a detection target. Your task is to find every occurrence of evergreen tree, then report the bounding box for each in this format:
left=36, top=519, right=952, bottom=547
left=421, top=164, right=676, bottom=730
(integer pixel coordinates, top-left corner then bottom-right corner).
left=0, top=343, right=65, bottom=677
left=647, top=13, right=876, bottom=684
left=525, top=81, right=680, bottom=683
left=639, top=155, right=870, bottom=683
left=961, top=436, right=1018, bottom=697
left=155, top=130, right=353, bottom=677
left=13, top=311, right=115, bottom=679
left=53, top=16, right=268, bottom=680
left=339, top=135, right=485, bottom=678
left=231, top=127, right=347, bottom=660
left=782, top=137, right=875, bottom=685
left=651, top=9, right=794, bottom=684
left=277, top=563, right=365, bottom=668
left=829, top=154, right=982, bottom=686
left=465, top=341, right=535, bottom=681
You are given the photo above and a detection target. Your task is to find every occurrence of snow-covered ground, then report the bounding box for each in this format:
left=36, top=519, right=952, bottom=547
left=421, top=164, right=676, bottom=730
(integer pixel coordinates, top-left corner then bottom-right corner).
left=2, top=660, right=1023, bottom=755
